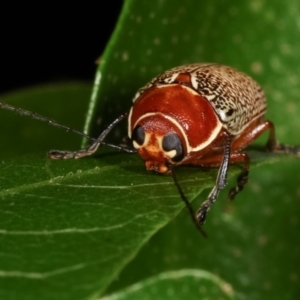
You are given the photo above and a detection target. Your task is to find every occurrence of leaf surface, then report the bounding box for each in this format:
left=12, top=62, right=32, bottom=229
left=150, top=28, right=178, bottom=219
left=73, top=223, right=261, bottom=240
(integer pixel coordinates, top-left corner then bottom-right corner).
left=1, top=0, right=300, bottom=299
left=101, top=270, right=236, bottom=300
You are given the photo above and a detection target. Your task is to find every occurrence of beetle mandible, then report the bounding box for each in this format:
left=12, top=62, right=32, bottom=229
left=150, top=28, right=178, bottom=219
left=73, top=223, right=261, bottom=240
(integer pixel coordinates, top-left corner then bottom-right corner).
left=1, top=63, right=299, bottom=236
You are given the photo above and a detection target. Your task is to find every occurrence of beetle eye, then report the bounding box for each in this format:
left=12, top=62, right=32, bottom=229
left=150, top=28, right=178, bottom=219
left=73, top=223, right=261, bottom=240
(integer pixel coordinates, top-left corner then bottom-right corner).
left=162, top=133, right=184, bottom=162
left=132, top=125, right=145, bottom=147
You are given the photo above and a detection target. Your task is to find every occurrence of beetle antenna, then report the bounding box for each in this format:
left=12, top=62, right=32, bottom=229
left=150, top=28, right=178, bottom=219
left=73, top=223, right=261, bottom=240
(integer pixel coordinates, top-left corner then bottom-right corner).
left=170, top=167, right=207, bottom=237
left=0, top=101, right=136, bottom=157
left=0, top=101, right=95, bottom=142
left=49, top=113, right=137, bottom=159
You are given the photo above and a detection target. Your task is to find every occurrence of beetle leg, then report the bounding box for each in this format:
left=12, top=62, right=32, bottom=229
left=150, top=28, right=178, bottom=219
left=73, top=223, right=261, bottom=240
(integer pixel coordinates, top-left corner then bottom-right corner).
left=195, top=151, right=250, bottom=224
left=227, top=153, right=250, bottom=200
left=265, top=121, right=300, bottom=156
left=195, top=134, right=231, bottom=225
left=49, top=113, right=136, bottom=159
left=231, top=119, right=300, bottom=157
left=231, top=119, right=274, bottom=151
left=270, top=143, right=300, bottom=156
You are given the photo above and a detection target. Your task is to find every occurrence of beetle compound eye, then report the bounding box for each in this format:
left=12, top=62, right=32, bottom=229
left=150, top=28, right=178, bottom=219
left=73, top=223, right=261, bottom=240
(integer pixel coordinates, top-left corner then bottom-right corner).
left=162, top=133, right=184, bottom=162
left=132, top=125, right=145, bottom=148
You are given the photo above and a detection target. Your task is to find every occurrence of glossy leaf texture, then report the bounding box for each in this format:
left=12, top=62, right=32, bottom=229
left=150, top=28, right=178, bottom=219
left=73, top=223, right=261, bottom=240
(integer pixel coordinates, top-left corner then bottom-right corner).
left=0, top=1, right=300, bottom=300
left=0, top=92, right=246, bottom=300
left=101, top=270, right=236, bottom=300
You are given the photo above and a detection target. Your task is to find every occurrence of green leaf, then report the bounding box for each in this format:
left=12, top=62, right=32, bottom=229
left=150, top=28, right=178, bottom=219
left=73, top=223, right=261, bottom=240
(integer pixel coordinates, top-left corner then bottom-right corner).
left=0, top=126, right=250, bottom=300
left=84, top=0, right=300, bottom=144
left=106, top=158, right=300, bottom=300
left=1, top=0, right=300, bottom=300
left=0, top=83, right=91, bottom=157
left=101, top=270, right=236, bottom=300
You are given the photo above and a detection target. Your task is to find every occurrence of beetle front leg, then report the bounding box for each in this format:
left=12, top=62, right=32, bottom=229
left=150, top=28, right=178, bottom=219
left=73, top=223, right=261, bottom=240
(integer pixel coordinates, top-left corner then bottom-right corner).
left=228, top=153, right=250, bottom=200
left=49, top=113, right=135, bottom=159
left=195, top=135, right=231, bottom=225
left=195, top=151, right=250, bottom=225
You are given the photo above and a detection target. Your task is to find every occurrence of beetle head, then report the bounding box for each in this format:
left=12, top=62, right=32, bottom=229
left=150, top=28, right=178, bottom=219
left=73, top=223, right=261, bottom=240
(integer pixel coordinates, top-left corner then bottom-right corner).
left=131, top=114, right=185, bottom=174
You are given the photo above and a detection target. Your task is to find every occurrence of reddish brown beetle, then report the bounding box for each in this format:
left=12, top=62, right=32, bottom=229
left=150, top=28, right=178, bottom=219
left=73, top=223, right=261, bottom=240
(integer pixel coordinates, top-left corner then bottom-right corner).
left=1, top=63, right=299, bottom=236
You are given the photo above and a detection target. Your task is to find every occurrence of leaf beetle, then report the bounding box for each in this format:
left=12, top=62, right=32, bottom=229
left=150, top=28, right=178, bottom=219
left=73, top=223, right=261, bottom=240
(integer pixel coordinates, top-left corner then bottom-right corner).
left=1, top=63, right=299, bottom=236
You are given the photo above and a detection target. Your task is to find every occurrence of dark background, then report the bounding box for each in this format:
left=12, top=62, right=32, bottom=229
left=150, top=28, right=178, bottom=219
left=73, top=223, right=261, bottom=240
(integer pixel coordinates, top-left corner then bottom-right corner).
left=0, top=3, right=123, bottom=94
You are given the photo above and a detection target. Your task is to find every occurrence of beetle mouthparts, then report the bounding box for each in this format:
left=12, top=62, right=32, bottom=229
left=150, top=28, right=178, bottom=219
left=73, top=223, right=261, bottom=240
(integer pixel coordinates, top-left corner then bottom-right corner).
left=145, top=160, right=170, bottom=174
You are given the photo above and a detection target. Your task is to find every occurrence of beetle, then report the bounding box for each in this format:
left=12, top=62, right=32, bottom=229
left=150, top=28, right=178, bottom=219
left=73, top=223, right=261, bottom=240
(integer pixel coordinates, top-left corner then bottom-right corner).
left=1, top=63, right=299, bottom=236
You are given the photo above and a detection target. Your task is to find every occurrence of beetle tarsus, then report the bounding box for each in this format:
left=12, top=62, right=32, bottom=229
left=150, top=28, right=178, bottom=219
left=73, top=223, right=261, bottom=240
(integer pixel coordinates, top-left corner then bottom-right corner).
left=48, top=150, right=74, bottom=160
left=49, top=140, right=102, bottom=159
left=49, top=142, right=136, bottom=160
left=228, top=169, right=249, bottom=200
left=269, top=142, right=300, bottom=157
left=48, top=113, right=133, bottom=160
left=49, top=147, right=99, bottom=160
left=196, top=208, right=207, bottom=225
left=195, top=186, right=220, bottom=225
left=265, top=129, right=300, bottom=156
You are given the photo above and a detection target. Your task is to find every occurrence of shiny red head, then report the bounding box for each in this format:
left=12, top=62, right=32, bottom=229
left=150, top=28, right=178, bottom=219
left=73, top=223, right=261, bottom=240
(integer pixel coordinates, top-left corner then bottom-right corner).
left=128, top=83, right=221, bottom=174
